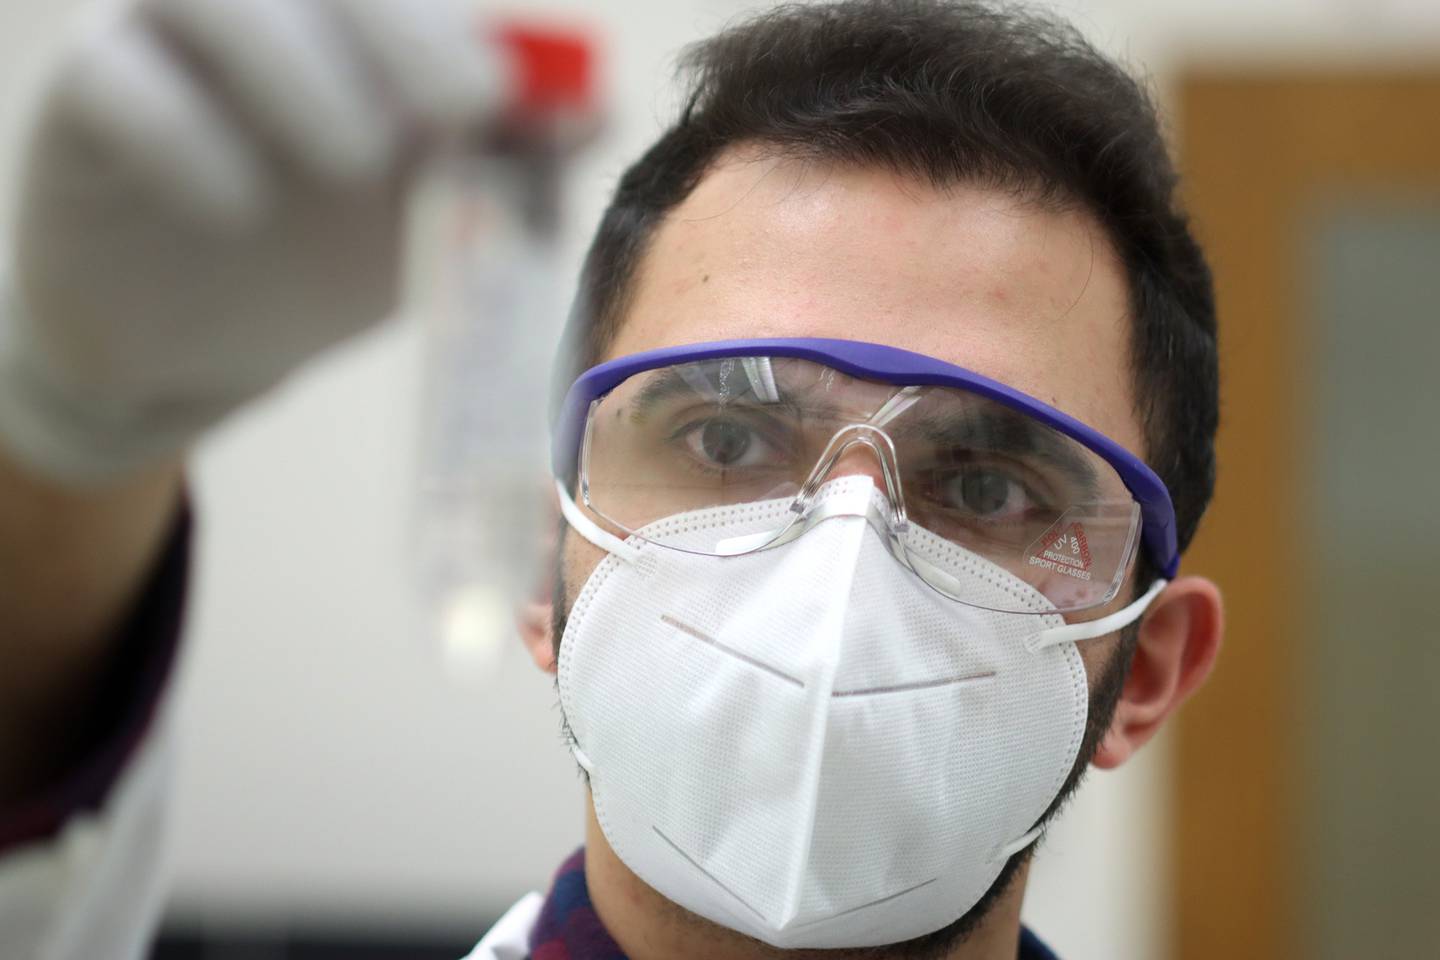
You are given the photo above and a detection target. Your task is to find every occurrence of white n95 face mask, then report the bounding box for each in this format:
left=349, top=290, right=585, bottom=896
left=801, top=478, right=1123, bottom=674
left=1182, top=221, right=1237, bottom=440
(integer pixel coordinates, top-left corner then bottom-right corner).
left=555, top=476, right=1162, bottom=949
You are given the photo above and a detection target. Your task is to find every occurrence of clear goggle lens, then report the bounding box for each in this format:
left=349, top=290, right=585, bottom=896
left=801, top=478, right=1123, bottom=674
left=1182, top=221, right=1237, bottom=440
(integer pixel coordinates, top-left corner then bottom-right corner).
left=579, top=356, right=1141, bottom=613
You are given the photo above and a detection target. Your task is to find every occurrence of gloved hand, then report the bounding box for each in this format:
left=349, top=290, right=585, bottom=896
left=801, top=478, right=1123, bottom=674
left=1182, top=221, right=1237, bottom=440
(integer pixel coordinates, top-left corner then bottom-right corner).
left=0, top=0, right=515, bottom=484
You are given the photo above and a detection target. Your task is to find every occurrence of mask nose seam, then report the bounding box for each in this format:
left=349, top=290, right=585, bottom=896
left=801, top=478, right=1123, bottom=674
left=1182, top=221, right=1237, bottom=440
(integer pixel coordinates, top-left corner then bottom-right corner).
left=774, top=499, right=868, bottom=927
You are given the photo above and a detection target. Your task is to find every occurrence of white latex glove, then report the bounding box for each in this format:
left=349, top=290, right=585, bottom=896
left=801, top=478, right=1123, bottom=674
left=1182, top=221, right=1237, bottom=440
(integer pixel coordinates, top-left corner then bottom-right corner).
left=0, top=0, right=517, bottom=484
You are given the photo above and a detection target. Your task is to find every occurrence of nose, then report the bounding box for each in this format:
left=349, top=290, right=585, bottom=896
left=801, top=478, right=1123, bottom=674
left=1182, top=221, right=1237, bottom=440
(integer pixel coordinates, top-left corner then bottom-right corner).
left=826, top=443, right=890, bottom=487
left=800, top=424, right=906, bottom=520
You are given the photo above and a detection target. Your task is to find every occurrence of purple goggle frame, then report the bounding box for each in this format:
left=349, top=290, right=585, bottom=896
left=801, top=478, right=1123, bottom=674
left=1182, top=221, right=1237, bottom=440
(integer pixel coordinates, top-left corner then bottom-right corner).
left=552, top=338, right=1179, bottom=579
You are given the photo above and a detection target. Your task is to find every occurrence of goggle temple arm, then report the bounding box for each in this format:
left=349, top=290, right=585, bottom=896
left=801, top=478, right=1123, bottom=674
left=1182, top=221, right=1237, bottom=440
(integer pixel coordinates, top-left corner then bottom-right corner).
left=1024, top=579, right=1169, bottom=653
left=554, top=478, right=643, bottom=563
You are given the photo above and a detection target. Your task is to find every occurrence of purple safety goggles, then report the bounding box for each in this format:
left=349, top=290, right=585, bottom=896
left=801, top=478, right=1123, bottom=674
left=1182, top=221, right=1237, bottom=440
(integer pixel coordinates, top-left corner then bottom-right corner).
left=552, top=338, right=1177, bottom=612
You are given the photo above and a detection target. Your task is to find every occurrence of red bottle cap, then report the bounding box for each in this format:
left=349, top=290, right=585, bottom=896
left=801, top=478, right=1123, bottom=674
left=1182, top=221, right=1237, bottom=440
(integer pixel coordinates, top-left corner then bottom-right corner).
left=493, top=24, right=594, bottom=114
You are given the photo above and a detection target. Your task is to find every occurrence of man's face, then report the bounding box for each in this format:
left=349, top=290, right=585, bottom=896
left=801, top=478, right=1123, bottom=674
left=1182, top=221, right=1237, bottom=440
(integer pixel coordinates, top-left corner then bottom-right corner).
left=560, top=148, right=1143, bottom=691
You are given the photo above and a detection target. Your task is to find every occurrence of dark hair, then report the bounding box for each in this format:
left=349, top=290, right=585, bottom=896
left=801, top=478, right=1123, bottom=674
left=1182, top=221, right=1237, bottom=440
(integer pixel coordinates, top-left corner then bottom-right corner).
left=560, top=0, right=1219, bottom=565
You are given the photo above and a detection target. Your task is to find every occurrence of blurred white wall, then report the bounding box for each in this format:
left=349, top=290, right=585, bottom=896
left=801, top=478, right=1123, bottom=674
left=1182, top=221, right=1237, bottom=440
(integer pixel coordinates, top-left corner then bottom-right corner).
left=2, top=1, right=1440, bottom=957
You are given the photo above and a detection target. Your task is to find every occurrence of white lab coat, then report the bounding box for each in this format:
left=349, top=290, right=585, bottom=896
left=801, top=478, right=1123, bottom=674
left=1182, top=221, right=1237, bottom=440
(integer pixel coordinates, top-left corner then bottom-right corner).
left=463, top=892, right=545, bottom=959
left=0, top=716, right=538, bottom=960
left=0, top=718, right=173, bottom=960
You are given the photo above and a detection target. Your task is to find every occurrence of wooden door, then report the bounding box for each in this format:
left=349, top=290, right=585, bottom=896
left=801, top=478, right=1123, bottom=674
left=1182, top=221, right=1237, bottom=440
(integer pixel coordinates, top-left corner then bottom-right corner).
left=1175, top=72, right=1440, bottom=960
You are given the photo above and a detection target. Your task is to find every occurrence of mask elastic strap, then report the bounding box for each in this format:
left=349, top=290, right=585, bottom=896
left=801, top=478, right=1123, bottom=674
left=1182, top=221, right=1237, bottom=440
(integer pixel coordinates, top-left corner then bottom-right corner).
left=571, top=744, right=595, bottom=775
left=555, top=479, right=644, bottom=564
left=1025, top=579, right=1167, bottom=654
left=992, top=824, right=1045, bottom=863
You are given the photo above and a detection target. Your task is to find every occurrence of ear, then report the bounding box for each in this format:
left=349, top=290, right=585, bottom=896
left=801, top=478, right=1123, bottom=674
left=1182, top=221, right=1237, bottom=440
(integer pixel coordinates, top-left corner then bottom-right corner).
left=516, top=479, right=559, bottom=675
left=1091, top=575, right=1224, bottom=769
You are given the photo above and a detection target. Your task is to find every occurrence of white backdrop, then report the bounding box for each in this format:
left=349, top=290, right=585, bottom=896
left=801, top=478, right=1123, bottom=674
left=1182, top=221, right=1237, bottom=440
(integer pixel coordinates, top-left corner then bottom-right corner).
left=3, top=1, right=1439, bottom=957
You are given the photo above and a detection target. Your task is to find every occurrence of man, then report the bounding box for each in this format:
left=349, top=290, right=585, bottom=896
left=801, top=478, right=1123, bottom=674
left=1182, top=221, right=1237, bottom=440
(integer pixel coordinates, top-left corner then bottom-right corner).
left=0, top=0, right=1224, bottom=958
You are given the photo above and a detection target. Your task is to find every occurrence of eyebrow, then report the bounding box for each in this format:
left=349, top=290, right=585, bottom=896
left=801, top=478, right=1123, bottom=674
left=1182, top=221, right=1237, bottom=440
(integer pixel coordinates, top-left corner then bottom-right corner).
left=627, top=364, right=811, bottom=420
left=627, top=369, right=714, bottom=420
left=894, top=411, right=1103, bottom=494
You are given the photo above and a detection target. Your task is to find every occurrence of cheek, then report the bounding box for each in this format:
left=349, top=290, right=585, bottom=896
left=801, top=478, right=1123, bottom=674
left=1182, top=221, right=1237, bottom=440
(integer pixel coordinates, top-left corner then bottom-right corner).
left=559, top=525, right=611, bottom=622
left=1076, top=633, right=1123, bottom=696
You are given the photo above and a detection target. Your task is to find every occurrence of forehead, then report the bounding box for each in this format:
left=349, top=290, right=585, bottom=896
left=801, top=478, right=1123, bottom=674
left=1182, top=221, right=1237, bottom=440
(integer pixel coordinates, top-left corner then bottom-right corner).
left=607, top=149, right=1144, bottom=455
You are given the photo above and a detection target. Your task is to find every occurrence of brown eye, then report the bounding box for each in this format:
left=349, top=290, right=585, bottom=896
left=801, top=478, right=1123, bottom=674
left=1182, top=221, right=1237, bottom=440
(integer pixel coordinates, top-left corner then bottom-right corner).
left=679, top=416, right=786, bottom=471
left=699, top=418, right=753, bottom=465
left=941, top=468, right=1029, bottom=518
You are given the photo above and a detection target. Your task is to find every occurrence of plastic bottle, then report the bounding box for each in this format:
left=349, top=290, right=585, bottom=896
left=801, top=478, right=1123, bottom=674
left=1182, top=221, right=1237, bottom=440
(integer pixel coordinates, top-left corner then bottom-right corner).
left=408, top=26, right=594, bottom=678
